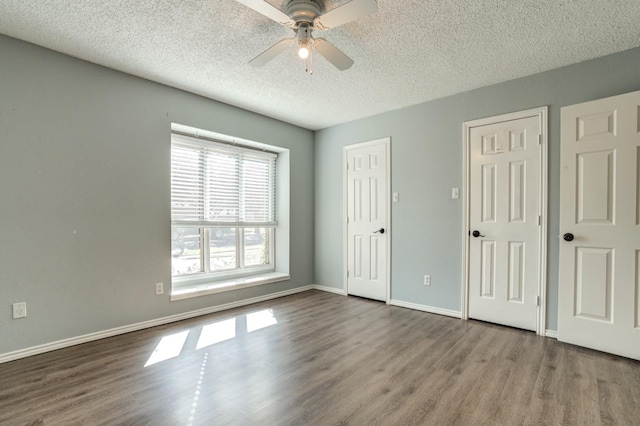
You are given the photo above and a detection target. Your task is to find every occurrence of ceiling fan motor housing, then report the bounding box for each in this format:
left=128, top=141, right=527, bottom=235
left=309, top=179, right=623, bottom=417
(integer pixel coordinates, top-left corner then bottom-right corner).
left=285, top=0, right=324, bottom=25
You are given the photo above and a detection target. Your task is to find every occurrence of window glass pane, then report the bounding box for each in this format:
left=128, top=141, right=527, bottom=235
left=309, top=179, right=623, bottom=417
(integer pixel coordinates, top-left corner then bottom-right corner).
left=210, top=227, right=237, bottom=271
left=242, top=157, right=275, bottom=223
left=172, top=227, right=202, bottom=276
left=244, top=228, right=270, bottom=267
left=171, top=144, right=204, bottom=222
left=205, top=151, right=239, bottom=222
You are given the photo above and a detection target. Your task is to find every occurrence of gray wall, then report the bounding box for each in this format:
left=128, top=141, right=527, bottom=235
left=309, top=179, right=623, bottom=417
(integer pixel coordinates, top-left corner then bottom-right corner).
left=314, top=46, right=640, bottom=331
left=0, top=35, right=314, bottom=355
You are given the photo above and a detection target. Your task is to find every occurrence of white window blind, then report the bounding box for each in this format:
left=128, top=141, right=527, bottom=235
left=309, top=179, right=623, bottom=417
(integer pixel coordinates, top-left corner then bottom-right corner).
left=171, top=134, right=277, bottom=227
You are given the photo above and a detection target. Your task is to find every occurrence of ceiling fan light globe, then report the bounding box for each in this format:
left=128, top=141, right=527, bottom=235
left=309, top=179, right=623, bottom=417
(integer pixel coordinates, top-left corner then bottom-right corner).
left=298, top=46, right=310, bottom=59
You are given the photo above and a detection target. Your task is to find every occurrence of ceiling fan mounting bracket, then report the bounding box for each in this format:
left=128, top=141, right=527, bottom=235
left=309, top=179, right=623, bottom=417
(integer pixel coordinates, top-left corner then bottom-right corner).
left=285, top=0, right=324, bottom=25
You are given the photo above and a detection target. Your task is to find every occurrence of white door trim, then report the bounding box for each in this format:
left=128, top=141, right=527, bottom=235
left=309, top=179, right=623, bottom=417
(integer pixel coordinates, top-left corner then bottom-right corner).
left=461, top=107, right=548, bottom=335
left=343, top=137, right=392, bottom=303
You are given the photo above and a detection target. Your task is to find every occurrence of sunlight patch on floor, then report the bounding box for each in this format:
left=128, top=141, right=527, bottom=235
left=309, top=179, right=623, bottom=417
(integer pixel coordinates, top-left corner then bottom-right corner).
left=144, top=330, right=189, bottom=367
left=144, top=309, right=279, bottom=367
left=247, top=309, right=278, bottom=333
left=196, top=318, right=236, bottom=349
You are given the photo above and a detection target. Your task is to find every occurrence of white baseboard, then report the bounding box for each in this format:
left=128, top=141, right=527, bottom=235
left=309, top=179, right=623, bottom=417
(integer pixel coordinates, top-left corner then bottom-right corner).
left=390, top=299, right=461, bottom=318
left=310, top=284, right=347, bottom=295
left=0, top=285, right=313, bottom=365
left=545, top=329, right=558, bottom=339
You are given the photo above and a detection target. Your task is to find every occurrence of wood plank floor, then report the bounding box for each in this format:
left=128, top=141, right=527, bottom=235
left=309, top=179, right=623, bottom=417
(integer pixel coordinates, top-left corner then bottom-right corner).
left=1, top=290, right=639, bottom=425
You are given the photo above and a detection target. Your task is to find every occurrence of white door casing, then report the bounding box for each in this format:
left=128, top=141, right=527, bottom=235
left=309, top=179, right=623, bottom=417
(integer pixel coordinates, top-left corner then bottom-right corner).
left=558, top=90, right=640, bottom=361
left=463, top=107, right=548, bottom=334
left=344, top=138, right=390, bottom=302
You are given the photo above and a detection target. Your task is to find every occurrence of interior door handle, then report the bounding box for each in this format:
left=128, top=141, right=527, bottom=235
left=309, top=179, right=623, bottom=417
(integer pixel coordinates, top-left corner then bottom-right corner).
left=563, top=233, right=574, bottom=242
left=472, top=230, right=485, bottom=238
left=374, top=228, right=385, bottom=234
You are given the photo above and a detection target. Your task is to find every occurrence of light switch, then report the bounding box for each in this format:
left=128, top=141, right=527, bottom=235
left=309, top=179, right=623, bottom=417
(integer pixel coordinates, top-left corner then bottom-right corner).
left=393, top=192, right=399, bottom=202
left=452, top=188, right=459, bottom=199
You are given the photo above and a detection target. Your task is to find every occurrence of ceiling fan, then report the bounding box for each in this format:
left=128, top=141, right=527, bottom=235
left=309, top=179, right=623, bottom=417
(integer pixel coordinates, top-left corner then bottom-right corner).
left=235, top=0, right=378, bottom=72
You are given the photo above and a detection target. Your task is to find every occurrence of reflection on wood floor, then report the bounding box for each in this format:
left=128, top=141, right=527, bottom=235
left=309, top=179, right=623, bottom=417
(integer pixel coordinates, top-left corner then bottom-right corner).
left=1, top=290, right=639, bottom=425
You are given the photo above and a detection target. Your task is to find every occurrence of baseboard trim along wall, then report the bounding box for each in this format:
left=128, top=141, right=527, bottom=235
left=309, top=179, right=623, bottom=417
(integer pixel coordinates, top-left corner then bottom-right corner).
left=390, top=299, right=462, bottom=318
left=545, top=330, right=558, bottom=339
left=311, top=284, right=347, bottom=295
left=0, top=285, right=315, bottom=365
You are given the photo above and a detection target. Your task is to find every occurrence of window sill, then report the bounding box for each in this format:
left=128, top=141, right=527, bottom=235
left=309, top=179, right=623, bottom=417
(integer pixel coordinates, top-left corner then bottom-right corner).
left=170, top=272, right=290, bottom=301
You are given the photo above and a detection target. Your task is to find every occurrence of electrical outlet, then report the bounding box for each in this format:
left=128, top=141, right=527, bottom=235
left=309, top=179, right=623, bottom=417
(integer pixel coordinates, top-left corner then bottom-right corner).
left=12, top=302, right=27, bottom=319
left=423, top=275, right=431, bottom=286
left=155, top=282, right=164, bottom=295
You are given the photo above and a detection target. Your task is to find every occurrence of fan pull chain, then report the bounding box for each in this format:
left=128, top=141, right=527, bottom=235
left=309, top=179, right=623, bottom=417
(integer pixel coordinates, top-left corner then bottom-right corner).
left=306, top=49, right=313, bottom=75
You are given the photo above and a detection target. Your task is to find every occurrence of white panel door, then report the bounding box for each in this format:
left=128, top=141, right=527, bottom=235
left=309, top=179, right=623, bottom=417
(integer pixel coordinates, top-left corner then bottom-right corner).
left=558, top=90, right=640, bottom=361
left=346, top=140, right=389, bottom=301
left=468, top=115, right=542, bottom=331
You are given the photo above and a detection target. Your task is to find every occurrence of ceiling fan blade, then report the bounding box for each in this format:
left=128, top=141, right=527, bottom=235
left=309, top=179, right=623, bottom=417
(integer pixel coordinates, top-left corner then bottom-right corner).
left=249, top=38, right=295, bottom=67
left=314, top=0, right=377, bottom=30
left=235, top=0, right=295, bottom=27
left=313, top=38, right=354, bottom=71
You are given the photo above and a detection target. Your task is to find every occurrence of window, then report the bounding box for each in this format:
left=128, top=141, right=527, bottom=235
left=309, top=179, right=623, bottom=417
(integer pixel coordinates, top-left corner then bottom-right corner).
left=171, top=132, right=277, bottom=288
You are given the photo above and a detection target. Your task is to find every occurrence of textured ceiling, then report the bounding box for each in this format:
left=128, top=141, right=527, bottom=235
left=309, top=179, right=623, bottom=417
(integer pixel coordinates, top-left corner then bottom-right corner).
left=1, top=0, right=640, bottom=130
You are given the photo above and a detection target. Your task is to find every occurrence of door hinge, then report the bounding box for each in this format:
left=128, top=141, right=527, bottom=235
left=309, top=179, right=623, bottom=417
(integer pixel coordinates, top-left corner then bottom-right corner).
left=538, top=134, right=542, bottom=145
left=538, top=215, right=541, bottom=226
left=347, top=270, right=350, bottom=278
left=347, top=217, right=349, bottom=224
left=347, top=162, right=349, bottom=170
left=537, top=296, right=540, bottom=306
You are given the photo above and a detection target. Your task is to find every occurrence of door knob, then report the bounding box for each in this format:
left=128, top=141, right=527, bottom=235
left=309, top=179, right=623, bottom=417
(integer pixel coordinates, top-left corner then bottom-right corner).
left=563, top=233, right=574, bottom=242
left=374, top=228, right=385, bottom=234
left=472, top=230, right=485, bottom=238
